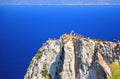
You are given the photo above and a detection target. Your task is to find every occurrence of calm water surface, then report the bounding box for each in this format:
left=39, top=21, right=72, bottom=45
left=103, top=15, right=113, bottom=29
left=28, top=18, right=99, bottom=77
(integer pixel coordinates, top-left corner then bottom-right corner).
left=0, top=5, right=120, bottom=79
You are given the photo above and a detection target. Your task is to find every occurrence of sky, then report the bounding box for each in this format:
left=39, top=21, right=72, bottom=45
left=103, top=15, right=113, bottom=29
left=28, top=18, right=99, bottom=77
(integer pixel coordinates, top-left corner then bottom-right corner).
left=0, top=5, right=120, bottom=79
left=0, top=0, right=120, bottom=5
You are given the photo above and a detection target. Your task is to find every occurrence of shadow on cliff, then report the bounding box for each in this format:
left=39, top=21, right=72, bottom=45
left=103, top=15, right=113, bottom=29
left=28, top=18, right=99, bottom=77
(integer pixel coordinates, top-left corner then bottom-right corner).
left=49, top=46, right=65, bottom=79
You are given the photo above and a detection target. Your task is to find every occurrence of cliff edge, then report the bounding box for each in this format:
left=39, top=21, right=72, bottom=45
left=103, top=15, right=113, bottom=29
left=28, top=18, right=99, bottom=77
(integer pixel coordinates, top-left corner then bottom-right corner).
left=24, top=34, right=120, bottom=79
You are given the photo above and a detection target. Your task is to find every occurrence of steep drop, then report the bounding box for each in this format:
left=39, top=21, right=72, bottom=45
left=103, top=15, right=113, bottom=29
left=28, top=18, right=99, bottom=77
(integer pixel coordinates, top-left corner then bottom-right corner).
left=24, top=34, right=120, bottom=79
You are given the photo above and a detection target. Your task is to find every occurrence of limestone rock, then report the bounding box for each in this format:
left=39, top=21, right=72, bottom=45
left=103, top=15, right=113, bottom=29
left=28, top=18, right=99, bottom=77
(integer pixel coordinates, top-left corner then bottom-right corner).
left=24, top=34, right=120, bottom=79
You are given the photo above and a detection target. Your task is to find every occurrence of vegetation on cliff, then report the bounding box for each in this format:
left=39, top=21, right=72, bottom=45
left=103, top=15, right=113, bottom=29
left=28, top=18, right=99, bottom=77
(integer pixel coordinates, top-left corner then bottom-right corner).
left=109, top=62, right=120, bottom=79
left=35, top=48, right=44, bottom=60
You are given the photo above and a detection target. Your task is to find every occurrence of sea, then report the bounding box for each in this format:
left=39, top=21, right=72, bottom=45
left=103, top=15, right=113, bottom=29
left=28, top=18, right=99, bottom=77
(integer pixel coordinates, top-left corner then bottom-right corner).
left=0, top=5, right=120, bottom=79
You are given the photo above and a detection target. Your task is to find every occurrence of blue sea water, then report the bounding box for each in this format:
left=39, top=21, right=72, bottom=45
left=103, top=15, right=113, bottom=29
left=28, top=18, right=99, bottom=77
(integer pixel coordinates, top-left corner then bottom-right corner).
left=0, top=5, right=120, bottom=79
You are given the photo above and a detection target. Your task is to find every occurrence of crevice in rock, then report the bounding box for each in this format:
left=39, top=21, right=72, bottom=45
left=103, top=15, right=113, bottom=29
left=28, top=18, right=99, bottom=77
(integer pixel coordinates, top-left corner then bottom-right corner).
left=92, top=43, right=110, bottom=79
left=73, top=39, right=82, bottom=79
left=49, top=45, right=65, bottom=79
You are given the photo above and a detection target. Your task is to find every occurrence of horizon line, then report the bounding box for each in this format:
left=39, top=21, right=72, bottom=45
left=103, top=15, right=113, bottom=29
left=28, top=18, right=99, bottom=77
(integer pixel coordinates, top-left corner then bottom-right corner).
left=0, top=2, right=120, bottom=5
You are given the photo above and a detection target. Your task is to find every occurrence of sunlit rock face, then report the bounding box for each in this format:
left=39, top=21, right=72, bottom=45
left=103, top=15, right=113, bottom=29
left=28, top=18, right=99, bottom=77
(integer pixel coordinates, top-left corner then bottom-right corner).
left=24, top=34, right=120, bottom=79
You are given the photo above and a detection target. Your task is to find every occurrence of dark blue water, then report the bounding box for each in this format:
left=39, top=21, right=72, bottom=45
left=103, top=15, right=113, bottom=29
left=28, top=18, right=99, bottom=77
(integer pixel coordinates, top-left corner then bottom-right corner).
left=0, top=5, right=120, bottom=79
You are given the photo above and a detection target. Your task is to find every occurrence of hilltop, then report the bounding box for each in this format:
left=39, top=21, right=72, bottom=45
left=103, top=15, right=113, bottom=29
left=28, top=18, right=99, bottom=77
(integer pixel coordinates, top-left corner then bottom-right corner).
left=24, top=33, right=120, bottom=79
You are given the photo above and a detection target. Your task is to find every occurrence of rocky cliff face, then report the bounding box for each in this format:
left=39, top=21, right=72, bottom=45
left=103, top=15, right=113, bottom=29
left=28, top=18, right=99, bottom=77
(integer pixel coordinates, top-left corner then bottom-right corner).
left=24, top=34, right=120, bottom=79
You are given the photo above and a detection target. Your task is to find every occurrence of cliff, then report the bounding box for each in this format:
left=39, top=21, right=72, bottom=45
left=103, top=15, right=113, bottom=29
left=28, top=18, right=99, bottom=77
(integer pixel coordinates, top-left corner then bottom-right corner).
left=24, top=34, right=120, bottom=79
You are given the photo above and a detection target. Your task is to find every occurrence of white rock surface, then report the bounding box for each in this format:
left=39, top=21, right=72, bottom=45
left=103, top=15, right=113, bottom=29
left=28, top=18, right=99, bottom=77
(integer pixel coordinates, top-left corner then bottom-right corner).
left=24, top=34, right=120, bottom=79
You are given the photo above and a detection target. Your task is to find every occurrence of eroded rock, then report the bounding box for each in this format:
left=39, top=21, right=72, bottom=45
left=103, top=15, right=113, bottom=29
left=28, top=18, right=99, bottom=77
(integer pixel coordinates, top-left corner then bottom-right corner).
left=24, top=34, right=120, bottom=79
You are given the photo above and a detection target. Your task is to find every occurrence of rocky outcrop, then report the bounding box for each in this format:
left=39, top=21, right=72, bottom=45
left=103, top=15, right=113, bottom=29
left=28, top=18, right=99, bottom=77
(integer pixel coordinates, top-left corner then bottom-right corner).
left=24, top=34, right=120, bottom=79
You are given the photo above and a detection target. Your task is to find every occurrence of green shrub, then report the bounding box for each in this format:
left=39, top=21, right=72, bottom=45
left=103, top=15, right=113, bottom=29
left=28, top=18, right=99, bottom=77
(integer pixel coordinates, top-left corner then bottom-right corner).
left=42, top=64, right=47, bottom=77
left=41, top=64, right=51, bottom=79
left=109, top=62, right=120, bottom=79
left=30, top=60, right=33, bottom=68
left=46, top=74, right=51, bottom=79
left=35, top=48, right=43, bottom=60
